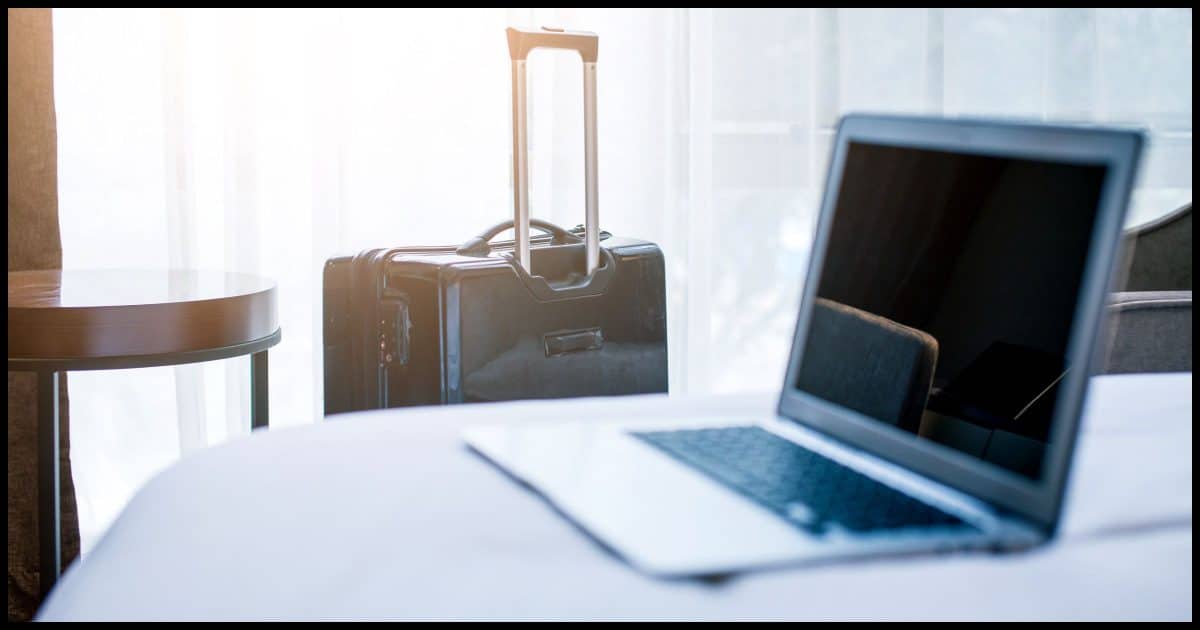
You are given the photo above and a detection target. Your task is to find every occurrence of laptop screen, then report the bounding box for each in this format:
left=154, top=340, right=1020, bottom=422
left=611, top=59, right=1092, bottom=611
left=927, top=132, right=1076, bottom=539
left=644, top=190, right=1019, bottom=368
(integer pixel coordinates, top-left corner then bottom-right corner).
left=794, top=141, right=1108, bottom=480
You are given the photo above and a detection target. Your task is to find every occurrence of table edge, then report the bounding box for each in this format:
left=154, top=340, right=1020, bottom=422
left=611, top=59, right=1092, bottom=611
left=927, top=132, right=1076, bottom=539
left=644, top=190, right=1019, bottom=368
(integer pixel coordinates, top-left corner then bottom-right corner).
left=7, top=328, right=282, bottom=372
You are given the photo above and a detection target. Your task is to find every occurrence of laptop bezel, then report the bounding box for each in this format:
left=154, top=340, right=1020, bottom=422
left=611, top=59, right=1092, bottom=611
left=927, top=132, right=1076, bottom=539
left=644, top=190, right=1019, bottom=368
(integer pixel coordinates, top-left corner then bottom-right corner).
left=777, top=114, right=1143, bottom=532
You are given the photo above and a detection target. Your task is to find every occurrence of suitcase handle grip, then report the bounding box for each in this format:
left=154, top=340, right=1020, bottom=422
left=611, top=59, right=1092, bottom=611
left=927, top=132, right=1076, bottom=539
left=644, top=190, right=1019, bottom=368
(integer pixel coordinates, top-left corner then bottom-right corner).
left=506, top=26, right=598, bottom=63
left=457, top=218, right=581, bottom=257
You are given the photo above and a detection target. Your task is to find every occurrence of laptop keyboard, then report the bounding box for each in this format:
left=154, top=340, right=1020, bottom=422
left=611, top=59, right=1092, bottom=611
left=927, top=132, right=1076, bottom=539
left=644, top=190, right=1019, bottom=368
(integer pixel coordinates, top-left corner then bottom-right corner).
left=633, top=426, right=971, bottom=535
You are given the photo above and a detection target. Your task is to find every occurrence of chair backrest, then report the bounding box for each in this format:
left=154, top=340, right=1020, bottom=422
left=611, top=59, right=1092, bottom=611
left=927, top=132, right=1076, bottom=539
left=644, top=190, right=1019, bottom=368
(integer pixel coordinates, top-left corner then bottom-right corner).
left=796, top=298, right=938, bottom=432
left=1123, top=203, right=1192, bottom=292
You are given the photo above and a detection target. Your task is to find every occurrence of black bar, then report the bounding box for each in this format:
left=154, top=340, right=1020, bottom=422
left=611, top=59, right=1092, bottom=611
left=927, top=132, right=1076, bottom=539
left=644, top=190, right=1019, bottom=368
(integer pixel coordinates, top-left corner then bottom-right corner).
left=38, top=370, right=61, bottom=598
left=251, top=350, right=269, bottom=430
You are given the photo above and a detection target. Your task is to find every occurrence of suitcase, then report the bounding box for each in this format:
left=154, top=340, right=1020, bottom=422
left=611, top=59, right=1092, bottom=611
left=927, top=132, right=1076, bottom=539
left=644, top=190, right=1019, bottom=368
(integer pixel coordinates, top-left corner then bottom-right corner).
left=322, top=26, right=668, bottom=415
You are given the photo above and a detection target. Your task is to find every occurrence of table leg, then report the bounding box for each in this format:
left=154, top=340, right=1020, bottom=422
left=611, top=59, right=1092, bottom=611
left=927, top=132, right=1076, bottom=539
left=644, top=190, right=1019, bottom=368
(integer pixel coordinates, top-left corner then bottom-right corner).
left=251, top=350, right=269, bottom=430
left=38, top=370, right=61, bottom=598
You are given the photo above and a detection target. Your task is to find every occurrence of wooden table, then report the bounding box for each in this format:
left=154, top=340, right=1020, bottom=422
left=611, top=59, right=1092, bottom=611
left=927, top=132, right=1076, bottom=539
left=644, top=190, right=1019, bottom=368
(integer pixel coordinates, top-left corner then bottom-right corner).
left=7, top=269, right=280, bottom=596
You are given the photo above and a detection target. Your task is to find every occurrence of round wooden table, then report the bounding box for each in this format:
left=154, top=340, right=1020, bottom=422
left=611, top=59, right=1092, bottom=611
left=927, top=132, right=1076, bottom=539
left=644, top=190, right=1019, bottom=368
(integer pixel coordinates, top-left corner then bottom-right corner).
left=7, top=269, right=281, bottom=596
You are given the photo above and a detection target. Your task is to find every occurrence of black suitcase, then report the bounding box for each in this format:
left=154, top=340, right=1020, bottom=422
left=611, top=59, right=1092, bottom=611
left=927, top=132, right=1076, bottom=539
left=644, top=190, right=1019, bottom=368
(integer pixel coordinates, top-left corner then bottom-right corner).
left=322, top=27, right=668, bottom=415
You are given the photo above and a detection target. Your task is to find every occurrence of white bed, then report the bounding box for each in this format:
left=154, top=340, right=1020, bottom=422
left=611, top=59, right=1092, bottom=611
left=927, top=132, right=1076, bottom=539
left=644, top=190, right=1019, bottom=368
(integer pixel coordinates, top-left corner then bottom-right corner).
left=39, top=373, right=1192, bottom=621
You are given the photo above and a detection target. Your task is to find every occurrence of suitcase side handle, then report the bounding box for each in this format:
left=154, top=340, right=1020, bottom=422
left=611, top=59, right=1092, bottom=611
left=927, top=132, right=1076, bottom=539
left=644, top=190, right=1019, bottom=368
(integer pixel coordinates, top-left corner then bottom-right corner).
left=509, top=26, right=600, bottom=276
left=457, top=218, right=581, bottom=257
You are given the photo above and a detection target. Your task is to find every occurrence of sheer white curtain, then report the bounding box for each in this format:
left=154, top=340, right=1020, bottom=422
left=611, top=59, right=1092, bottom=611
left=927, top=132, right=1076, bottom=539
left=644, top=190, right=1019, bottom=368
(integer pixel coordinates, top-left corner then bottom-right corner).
left=53, top=8, right=1191, bottom=550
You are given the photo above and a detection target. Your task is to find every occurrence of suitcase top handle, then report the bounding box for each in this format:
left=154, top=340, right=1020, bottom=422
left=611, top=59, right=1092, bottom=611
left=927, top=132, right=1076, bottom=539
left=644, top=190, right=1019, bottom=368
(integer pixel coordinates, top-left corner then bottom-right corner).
left=457, top=218, right=581, bottom=258
left=508, top=26, right=601, bottom=277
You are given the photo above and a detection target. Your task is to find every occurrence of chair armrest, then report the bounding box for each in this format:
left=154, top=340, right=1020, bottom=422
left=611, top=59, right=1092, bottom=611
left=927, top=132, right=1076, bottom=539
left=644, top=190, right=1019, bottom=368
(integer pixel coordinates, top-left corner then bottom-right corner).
left=1103, top=291, right=1192, bottom=374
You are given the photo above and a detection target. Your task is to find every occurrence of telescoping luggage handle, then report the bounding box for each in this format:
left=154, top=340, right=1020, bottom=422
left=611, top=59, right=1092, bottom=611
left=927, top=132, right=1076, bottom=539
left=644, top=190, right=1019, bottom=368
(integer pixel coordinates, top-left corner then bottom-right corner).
left=507, top=26, right=600, bottom=275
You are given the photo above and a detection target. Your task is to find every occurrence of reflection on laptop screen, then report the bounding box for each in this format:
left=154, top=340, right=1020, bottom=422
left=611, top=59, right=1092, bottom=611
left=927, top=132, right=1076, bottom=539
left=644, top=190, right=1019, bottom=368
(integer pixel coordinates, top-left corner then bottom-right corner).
left=796, top=141, right=1107, bottom=479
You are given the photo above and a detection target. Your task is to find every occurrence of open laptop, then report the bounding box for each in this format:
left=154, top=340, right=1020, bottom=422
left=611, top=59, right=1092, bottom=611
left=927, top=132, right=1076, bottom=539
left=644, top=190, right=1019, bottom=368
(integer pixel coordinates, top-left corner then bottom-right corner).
left=464, top=114, right=1143, bottom=576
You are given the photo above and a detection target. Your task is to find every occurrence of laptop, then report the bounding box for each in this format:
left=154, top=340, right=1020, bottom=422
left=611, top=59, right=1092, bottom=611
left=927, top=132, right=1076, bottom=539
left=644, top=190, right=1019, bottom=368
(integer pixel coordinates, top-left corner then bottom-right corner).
left=464, top=114, right=1143, bottom=576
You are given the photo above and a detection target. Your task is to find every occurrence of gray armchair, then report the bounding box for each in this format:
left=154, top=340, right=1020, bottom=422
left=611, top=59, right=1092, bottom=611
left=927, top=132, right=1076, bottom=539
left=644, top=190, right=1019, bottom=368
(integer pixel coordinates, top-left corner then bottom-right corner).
left=1104, top=204, right=1192, bottom=374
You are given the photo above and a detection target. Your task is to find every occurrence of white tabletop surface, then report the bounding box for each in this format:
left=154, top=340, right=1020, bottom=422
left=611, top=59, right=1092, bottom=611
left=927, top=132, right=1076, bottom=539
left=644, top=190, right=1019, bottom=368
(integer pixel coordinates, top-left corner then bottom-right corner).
left=40, top=373, right=1192, bottom=621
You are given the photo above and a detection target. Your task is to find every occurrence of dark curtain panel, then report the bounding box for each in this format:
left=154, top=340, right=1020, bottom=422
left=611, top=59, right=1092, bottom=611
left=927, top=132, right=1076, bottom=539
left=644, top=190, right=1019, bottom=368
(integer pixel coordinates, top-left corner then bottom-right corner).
left=7, top=7, right=80, bottom=621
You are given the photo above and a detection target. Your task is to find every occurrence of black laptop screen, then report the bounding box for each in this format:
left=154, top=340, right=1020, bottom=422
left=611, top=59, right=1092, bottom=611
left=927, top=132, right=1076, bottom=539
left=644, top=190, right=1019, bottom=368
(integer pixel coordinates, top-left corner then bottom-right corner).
left=795, top=141, right=1107, bottom=479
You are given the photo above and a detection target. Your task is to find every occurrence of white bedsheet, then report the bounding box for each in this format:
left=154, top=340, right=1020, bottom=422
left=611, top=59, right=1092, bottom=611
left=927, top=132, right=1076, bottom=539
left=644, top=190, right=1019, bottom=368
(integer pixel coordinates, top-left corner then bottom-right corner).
left=39, top=373, right=1192, bottom=621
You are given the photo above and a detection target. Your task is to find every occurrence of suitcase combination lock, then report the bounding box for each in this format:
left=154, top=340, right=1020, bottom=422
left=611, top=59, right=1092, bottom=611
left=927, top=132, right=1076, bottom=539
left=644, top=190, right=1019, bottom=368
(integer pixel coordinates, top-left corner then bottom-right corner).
left=380, top=289, right=411, bottom=366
